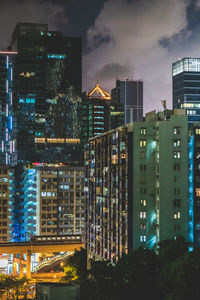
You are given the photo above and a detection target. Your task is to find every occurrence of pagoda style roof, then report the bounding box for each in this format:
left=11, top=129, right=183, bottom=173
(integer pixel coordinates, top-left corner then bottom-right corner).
left=88, top=82, right=111, bottom=100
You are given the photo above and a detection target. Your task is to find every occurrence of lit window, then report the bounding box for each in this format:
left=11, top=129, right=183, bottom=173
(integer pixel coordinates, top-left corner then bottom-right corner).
left=181, top=103, right=194, bottom=108
left=140, top=223, right=146, bottom=230
left=139, top=140, right=146, bottom=147
left=140, top=128, right=146, bottom=135
left=173, top=127, right=180, bottom=135
left=196, top=129, right=200, bottom=135
left=140, top=212, right=146, bottom=218
left=173, top=140, right=181, bottom=147
left=174, top=212, right=181, bottom=219
left=173, top=151, right=181, bottom=159
left=187, top=110, right=196, bottom=115
left=196, top=188, right=200, bottom=197
left=140, top=200, right=146, bottom=206
left=140, top=235, right=146, bottom=242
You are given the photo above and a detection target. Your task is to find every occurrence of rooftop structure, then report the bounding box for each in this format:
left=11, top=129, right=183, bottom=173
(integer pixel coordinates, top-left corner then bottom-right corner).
left=88, top=82, right=111, bottom=100
left=173, top=57, right=200, bottom=122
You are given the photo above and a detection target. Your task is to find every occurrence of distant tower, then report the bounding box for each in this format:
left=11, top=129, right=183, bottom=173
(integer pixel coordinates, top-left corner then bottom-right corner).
left=81, top=82, right=124, bottom=143
left=111, top=79, right=143, bottom=124
left=8, top=22, right=82, bottom=163
left=0, top=51, right=17, bottom=166
left=172, top=57, right=200, bottom=122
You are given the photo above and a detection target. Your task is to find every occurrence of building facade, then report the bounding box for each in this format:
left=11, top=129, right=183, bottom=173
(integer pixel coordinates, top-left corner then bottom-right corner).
left=81, top=83, right=124, bottom=144
left=0, top=51, right=17, bottom=166
left=111, top=79, right=143, bottom=123
left=0, top=165, right=14, bottom=243
left=85, top=109, right=189, bottom=261
left=36, top=165, right=85, bottom=237
left=11, top=164, right=85, bottom=242
left=7, top=22, right=82, bottom=163
left=173, top=57, right=200, bottom=122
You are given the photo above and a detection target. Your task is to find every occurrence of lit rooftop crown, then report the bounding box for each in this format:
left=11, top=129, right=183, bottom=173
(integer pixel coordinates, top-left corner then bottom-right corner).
left=88, top=82, right=111, bottom=100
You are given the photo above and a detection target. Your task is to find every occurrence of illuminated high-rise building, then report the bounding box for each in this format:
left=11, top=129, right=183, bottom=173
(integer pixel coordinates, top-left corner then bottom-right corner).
left=0, top=51, right=17, bottom=166
left=16, top=164, right=85, bottom=241
left=40, top=87, right=83, bottom=164
left=81, top=83, right=124, bottom=144
left=85, top=109, right=189, bottom=261
left=0, top=165, right=14, bottom=243
left=111, top=79, right=143, bottom=124
left=8, top=22, right=82, bottom=163
left=173, top=58, right=200, bottom=122
left=0, top=23, right=83, bottom=243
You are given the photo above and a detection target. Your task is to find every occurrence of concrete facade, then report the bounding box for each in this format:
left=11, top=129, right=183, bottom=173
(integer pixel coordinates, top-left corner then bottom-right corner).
left=85, top=109, right=189, bottom=261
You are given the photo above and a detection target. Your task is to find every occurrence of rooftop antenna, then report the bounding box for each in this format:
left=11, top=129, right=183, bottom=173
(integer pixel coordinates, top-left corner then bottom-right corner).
left=96, top=70, right=100, bottom=84
left=161, top=99, right=167, bottom=111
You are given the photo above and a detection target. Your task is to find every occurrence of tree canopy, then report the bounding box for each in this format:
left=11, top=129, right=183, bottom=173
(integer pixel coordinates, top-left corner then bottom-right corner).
left=63, top=238, right=200, bottom=300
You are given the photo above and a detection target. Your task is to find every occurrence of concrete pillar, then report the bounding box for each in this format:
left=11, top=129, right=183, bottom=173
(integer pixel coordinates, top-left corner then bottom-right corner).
left=38, top=253, right=43, bottom=263
left=13, top=254, right=17, bottom=276
left=26, top=251, right=31, bottom=278
left=19, top=253, right=24, bottom=278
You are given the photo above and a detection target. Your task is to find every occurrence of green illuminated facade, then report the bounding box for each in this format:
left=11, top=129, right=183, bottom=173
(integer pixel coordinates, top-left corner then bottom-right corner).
left=85, top=109, right=189, bottom=261
left=81, top=94, right=124, bottom=144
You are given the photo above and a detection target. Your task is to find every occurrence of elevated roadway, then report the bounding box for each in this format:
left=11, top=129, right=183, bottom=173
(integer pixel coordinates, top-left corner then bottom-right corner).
left=0, top=235, right=84, bottom=278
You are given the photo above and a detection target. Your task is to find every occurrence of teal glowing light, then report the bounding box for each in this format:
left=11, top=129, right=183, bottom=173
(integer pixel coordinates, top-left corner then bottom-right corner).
left=47, top=54, right=66, bottom=59
left=19, top=97, right=35, bottom=104
left=188, top=136, right=194, bottom=245
left=147, top=235, right=157, bottom=248
left=150, top=212, right=156, bottom=224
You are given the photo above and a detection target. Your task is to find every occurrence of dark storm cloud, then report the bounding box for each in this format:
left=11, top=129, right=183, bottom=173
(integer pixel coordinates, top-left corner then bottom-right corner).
left=2, top=0, right=200, bottom=114
left=83, top=0, right=193, bottom=112
left=99, top=62, right=133, bottom=81
left=0, top=0, right=106, bottom=49
left=0, top=0, right=68, bottom=49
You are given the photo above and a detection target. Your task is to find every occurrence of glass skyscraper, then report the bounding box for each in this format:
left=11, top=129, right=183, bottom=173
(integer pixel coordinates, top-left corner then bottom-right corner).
left=0, top=51, right=17, bottom=166
left=173, top=57, right=200, bottom=122
left=111, top=79, right=143, bottom=124
left=8, top=23, right=82, bottom=163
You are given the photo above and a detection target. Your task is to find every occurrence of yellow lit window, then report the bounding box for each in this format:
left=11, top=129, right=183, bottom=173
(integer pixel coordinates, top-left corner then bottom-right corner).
left=140, top=200, right=146, bottom=206
left=196, top=188, right=200, bottom=197
left=140, top=140, right=146, bottom=147
left=195, top=129, right=200, bottom=135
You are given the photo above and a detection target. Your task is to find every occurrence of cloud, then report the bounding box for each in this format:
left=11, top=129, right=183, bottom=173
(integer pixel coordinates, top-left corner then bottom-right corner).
left=83, top=0, right=190, bottom=113
left=98, top=62, right=133, bottom=81
left=195, top=0, right=200, bottom=8
left=0, top=0, right=68, bottom=49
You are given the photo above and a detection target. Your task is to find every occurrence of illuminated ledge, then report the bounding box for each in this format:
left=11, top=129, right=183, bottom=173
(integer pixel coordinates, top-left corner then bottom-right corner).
left=88, top=82, right=111, bottom=100
left=0, top=51, right=18, bottom=54
left=35, top=138, right=80, bottom=144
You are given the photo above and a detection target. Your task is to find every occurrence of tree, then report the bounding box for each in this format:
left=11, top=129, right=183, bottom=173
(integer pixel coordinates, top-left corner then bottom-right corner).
left=87, top=248, right=161, bottom=300
left=64, top=248, right=87, bottom=282
left=158, top=236, right=188, bottom=265
left=0, top=275, right=27, bottom=300
left=161, top=249, right=200, bottom=300
left=115, top=248, right=161, bottom=300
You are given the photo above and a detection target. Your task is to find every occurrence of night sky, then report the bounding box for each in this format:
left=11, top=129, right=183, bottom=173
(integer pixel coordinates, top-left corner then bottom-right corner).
left=1, top=0, right=200, bottom=112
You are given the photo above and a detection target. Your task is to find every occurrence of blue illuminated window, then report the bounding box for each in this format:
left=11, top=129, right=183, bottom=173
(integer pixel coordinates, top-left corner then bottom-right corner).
left=47, top=54, right=66, bottom=59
